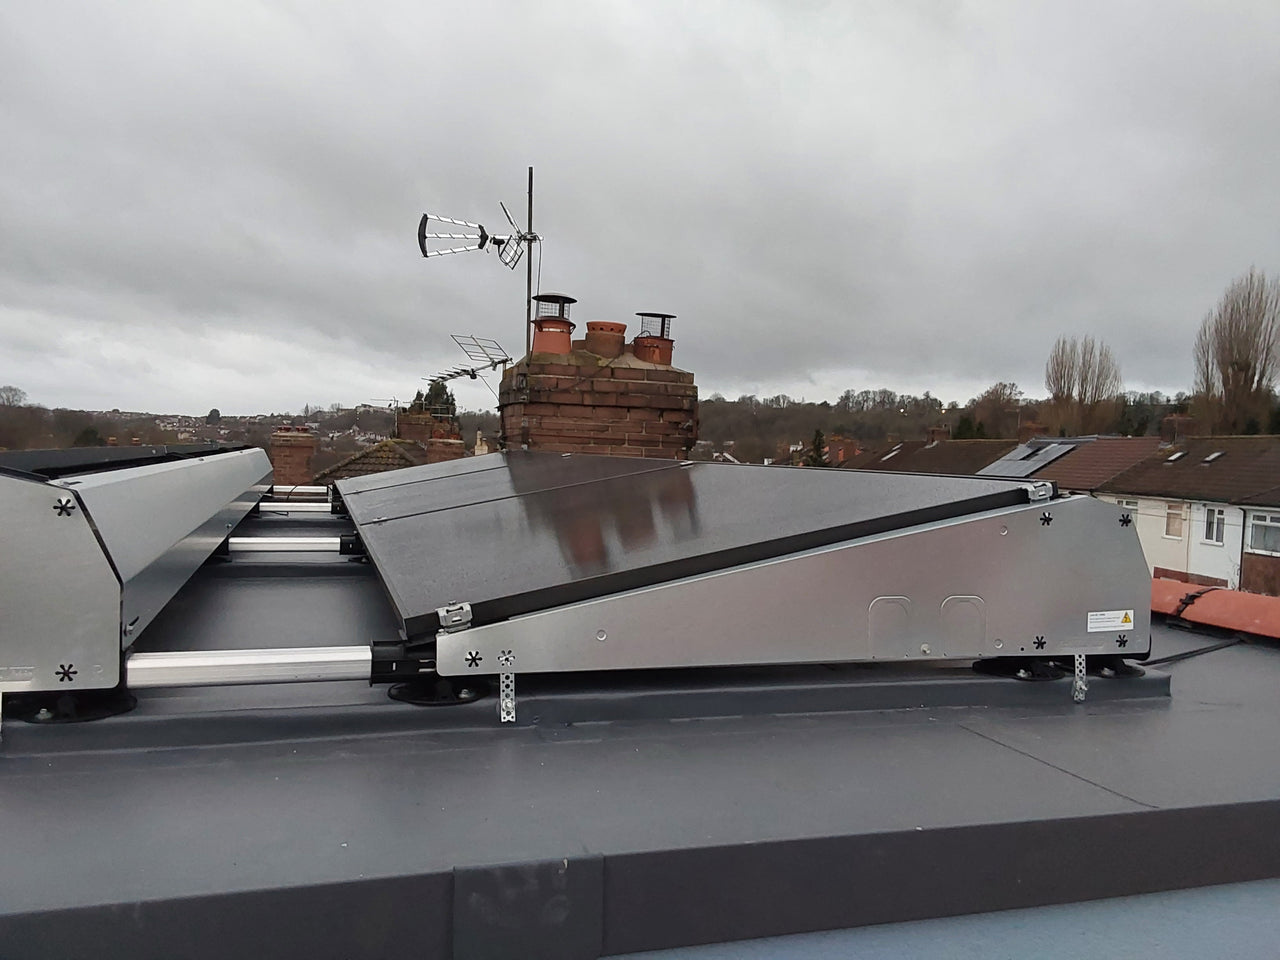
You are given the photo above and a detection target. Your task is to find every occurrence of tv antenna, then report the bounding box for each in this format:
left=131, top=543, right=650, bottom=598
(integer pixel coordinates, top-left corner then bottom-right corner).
left=425, top=335, right=512, bottom=402
left=417, top=166, right=540, bottom=355
left=369, top=396, right=403, bottom=437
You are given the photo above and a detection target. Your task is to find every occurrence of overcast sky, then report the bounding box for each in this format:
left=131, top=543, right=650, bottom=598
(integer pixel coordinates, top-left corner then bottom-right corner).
left=3, top=2, right=1278, bottom=415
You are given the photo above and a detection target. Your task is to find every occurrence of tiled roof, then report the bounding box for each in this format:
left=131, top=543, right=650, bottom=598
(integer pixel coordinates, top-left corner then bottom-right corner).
left=839, top=439, right=1018, bottom=475
left=1238, top=484, right=1280, bottom=509
left=1031, top=436, right=1163, bottom=492
left=1097, top=436, right=1280, bottom=505
left=312, top=439, right=433, bottom=482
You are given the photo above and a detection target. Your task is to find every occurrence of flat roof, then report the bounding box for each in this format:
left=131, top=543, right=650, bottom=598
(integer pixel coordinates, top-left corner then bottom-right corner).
left=2, top=612, right=1278, bottom=958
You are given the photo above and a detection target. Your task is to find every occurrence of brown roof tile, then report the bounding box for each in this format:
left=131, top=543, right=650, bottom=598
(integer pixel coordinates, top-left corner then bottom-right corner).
left=839, top=439, right=1017, bottom=475
left=1238, top=483, right=1280, bottom=508
left=312, top=439, right=433, bottom=482
left=1032, top=437, right=1163, bottom=492
left=1097, top=436, right=1280, bottom=505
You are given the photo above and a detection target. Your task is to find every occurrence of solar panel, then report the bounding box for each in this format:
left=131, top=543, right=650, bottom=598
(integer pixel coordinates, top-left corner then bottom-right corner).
left=337, top=452, right=1034, bottom=638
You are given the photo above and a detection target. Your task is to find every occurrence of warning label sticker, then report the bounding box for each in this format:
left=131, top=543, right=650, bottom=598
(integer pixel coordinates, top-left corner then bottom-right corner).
left=1087, top=609, right=1135, bottom=633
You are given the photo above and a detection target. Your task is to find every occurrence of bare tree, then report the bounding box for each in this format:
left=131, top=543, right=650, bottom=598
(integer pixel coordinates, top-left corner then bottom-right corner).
left=1043, top=336, right=1122, bottom=434
left=1045, top=338, right=1077, bottom=405
left=971, top=381, right=1023, bottom=438
left=0, top=385, right=28, bottom=406
left=1193, top=269, right=1280, bottom=434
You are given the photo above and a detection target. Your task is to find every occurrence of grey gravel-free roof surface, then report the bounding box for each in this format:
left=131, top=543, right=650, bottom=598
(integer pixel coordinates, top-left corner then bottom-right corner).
left=2, top=606, right=1279, bottom=959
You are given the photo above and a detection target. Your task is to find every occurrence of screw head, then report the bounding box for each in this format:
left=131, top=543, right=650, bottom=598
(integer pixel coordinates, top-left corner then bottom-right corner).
left=993, top=638, right=1004, bottom=649
left=596, top=630, right=607, bottom=642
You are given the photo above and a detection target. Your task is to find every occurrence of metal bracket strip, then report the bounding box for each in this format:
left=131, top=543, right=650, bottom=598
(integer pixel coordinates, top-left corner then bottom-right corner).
left=1072, top=653, right=1088, bottom=703
left=499, top=673, right=516, bottom=723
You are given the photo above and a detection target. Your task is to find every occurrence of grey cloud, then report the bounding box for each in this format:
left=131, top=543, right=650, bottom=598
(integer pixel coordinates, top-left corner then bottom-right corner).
left=2, top=1, right=1278, bottom=414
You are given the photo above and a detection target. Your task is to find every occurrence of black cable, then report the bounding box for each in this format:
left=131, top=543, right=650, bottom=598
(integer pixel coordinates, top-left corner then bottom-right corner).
left=1145, top=636, right=1243, bottom=667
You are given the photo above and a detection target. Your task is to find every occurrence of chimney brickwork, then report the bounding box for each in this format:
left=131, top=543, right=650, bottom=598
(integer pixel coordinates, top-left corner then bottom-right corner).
left=499, top=301, right=698, bottom=459
left=269, top=427, right=317, bottom=486
left=423, top=438, right=467, bottom=462
left=397, top=411, right=461, bottom=446
left=499, top=360, right=697, bottom=458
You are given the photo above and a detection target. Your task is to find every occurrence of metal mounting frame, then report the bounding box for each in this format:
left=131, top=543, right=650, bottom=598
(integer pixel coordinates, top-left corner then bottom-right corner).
left=1, top=448, right=270, bottom=694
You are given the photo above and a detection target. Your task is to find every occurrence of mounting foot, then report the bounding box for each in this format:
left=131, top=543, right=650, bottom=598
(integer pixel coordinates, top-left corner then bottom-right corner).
left=1, top=684, right=137, bottom=724
left=387, top=676, right=488, bottom=707
left=972, top=657, right=1066, bottom=681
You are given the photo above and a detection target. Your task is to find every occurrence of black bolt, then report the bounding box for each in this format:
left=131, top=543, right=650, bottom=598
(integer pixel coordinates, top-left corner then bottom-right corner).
left=1034, top=637, right=1046, bottom=650
left=1119, top=514, right=1133, bottom=527
left=1040, top=512, right=1053, bottom=526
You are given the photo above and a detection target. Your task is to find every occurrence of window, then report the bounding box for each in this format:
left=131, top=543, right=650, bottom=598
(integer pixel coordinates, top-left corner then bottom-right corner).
left=1116, top=499, right=1138, bottom=510
left=1202, top=506, right=1225, bottom=545
left=1247, top=512, right=1280, bottom=556
left=1164, top=503, right=1184, bottom=539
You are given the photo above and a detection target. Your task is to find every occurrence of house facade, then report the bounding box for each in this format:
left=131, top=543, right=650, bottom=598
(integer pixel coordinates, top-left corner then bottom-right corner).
left=1092, top=493, right=1244, bottom=588
left=1098, top=437, right=1280, bottom=596
left=1239, top=494, right=1280, bottom=594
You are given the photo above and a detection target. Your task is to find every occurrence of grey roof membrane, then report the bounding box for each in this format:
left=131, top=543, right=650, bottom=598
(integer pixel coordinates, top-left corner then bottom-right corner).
left=338, top=451, right=1036, bottom=636
left=3, top=599, right=1280, bottom=955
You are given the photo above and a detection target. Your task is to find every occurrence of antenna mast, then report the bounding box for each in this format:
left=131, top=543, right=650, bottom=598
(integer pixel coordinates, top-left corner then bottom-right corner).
left=525, top=166, right=534, bottom=357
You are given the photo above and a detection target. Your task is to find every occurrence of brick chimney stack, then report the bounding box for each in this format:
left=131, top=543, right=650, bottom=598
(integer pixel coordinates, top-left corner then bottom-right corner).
left=269, top=426, right=317, bottom=486
left=499, top=299, right=698, bottom=458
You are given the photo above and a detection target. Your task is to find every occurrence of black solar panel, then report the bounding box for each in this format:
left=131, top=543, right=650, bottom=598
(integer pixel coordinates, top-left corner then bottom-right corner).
left=338, top=452, right=1035, bottom=637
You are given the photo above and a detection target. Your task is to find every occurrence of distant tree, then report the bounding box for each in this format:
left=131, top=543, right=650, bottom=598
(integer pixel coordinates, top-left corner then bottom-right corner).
left=72, top=426, right=105, bottom=447
left=954, top=416, right=978, bottom=440
left=0, top=385, right=27, bottom=406
left=1193, top=269, right=1280, bottom=434
left=415, top=381, right=457, bottom=419
left=971, top=382, right=1023, bottom=439
left=804, top=429, right=829, bottom=466
left=205, top=408, right=221, bottom=425
left=1113, top=392, right=1163, bottom=437
left=1045, top=335, right=1122, bottom=435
